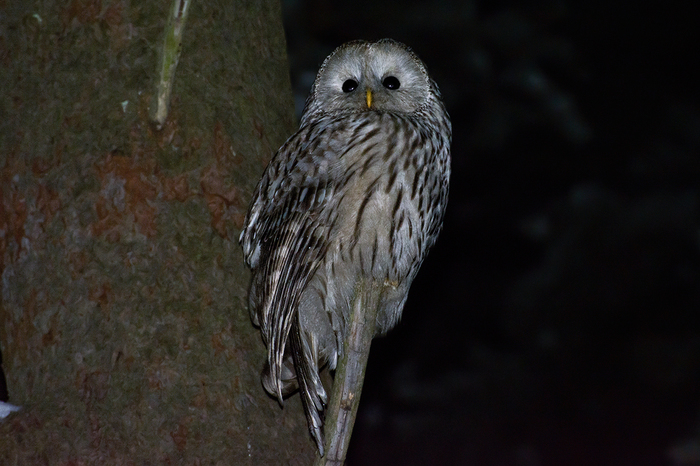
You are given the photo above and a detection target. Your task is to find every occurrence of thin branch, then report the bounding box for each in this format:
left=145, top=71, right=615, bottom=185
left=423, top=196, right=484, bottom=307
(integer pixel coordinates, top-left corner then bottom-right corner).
left=153, top=0, right=191, bottom=127
left=315, top=279, right=381, bottom=466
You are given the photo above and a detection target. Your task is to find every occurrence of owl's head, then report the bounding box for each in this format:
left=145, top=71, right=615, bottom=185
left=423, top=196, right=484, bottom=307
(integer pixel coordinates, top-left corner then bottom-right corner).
left=300, top=39, right=440, bottom=126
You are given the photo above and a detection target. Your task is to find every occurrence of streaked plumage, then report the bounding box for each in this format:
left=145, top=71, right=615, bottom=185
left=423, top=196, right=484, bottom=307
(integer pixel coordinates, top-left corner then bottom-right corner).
left=239, top=39, right=451, bottom=454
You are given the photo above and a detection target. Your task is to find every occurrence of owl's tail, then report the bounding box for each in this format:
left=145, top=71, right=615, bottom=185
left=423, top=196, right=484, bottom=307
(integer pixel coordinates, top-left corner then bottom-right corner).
left=290, top=311, right=328, bottom=455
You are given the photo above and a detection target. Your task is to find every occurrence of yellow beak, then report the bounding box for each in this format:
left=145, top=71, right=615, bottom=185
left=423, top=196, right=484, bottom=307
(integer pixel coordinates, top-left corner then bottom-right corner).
left=366, top=88, right=372, bottom=108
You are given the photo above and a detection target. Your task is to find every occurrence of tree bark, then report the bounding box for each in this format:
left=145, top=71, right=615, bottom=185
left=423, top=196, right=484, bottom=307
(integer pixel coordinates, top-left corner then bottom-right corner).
left=0, top=0, right=315, bottom=463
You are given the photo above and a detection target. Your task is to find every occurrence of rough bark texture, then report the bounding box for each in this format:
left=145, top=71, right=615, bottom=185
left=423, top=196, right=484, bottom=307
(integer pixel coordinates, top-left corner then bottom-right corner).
left=0, top=0, right=315, bottom=463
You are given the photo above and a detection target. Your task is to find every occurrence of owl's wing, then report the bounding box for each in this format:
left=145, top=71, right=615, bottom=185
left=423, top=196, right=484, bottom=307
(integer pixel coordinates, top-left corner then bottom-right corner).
left=240, top=123, right=337, bottom=452
left=240, top=122, right=335, bottom=271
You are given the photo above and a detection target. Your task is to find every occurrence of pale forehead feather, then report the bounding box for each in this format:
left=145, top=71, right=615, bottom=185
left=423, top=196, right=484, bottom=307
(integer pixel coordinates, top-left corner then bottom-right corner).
left=316, top=40, right=428, bottom=89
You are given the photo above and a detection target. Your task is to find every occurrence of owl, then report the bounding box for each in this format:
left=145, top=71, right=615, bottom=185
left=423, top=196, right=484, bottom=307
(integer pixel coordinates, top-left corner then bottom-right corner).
left=240, top=38, right=451, bottom=455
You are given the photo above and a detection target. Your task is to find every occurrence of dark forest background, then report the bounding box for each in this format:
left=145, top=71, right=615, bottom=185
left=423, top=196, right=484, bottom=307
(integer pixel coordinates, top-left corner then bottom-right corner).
left=281, top=1, right=700, bottom=465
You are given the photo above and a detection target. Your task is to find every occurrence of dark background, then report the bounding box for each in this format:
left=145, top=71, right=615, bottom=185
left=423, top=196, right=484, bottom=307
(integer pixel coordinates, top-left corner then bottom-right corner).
left=281, top=1, right=700, bottom=465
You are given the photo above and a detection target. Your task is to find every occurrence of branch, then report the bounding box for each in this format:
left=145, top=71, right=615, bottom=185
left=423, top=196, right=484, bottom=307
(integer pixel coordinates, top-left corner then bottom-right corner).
left=153, top=0, right=192, bottom=127
left=315, top=279, right=381, bottom=465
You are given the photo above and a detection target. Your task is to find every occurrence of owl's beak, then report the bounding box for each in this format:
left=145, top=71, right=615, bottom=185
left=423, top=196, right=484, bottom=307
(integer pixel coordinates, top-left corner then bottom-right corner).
left=366, top=88, right=373, bottom=108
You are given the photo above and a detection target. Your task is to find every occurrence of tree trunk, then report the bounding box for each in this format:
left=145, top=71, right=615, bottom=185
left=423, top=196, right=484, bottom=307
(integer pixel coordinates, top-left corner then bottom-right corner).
left=0, top=0, right=315, bottom=463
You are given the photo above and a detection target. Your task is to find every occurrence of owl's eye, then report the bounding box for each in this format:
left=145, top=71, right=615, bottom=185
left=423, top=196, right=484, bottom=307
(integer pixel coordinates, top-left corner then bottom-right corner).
left=382, top=76, right=400, bottom=90
left=342, top=79, right=358, bottom=93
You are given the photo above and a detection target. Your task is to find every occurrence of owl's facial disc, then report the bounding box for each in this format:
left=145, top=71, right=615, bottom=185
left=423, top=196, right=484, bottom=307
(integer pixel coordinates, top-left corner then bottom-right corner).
left=301, top=39, right=435, bottom=125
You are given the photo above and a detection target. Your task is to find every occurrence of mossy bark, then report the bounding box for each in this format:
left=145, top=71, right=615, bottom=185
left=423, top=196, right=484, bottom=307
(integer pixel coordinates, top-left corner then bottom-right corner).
left=0, top=0, right=315, bottom=463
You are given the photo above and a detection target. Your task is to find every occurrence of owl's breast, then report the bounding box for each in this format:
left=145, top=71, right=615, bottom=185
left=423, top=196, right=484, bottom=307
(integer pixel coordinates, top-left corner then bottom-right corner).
left=324, top=112, right=445, bottom=283
left=299, top=111, right=448, bottom=335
